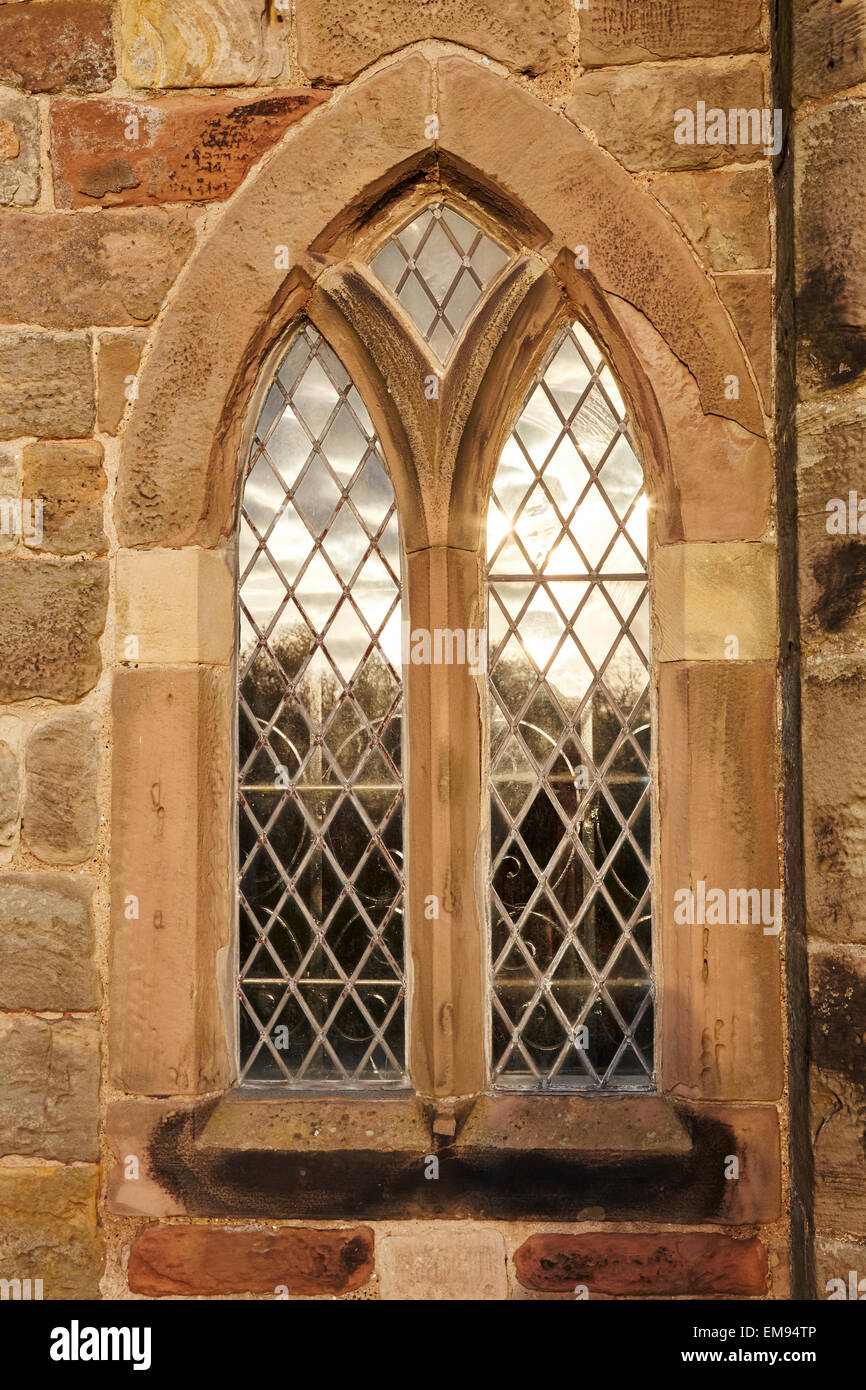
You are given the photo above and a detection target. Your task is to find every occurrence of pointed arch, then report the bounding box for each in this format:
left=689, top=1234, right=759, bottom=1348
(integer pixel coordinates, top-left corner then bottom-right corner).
left=116, top=48, right=770, bottom=553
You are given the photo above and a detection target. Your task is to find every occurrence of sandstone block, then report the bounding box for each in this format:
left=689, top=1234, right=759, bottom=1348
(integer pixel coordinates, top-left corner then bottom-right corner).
left=0, top=872, right=97, bottom=1009
left=24, top=712, right=99, bottom=864
left=0, top=737, right=19, bottom=856
left=0, top=446, right=17, bottom=555
left=97, top=331, right=145, bottom=435
left=0, top=559, right=107, bottom=701
left=121, top=0, right=281, bottom=89
left=568, top=61, right=770, bottom=172
left=0, top=210, right=195, bottom=329
left=128, top=1224, right=374, bottom=1296
left=514, top=1232, right=768, bottom=1295
left=296, top=0, right=570, bottom=84
left=0, top=1014, right=99, bottom=1161
left=0, top=89, right=38, bottom=205
left=653, top=542, right=777, bottom=661
left=716, top=270, right=773, bottom=412
left=659, top=660, right=783, bottom=1100
left=377, top=1229, right=507, bottom=1300
left=51, top=91, right=326, bottom=208
left=614, top=300, right=772, bottom=542
left=579, top=0, right=763, bottom=67
left=814, top=1235, right=866, bottom=1298
left=650, top=167, right=771, bottom=272
left=22, top=440, right=106, bottom=555
left=0, top=332, right=94, bottom=439
left=810, top=946, right=866, bottom=1085
left=796, top=101, right=866, bottom=395
left=802, top=657, right=866, bottom=943
left=109, top=665, right=232, bottom=1095
left=799, top=403, right=866, bottom=650
left=812, top=1068, right=866, bottom=1238
left=0, top=1165, right=102, bottom=1299
left=794, top=0, right=866, bottom=103
left=0, top=1, right=114, bottom=93
left=115, top=548, right=234, bottom=665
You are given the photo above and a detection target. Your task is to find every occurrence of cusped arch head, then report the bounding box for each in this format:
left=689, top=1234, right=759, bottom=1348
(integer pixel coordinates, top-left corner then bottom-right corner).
left=115, top=48, right=770, bottom=553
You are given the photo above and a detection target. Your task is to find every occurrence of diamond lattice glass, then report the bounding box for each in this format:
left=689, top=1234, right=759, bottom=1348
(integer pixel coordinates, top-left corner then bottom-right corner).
left=487, top=321, right=654, bottom=1091
left=237, top=321, right=406, bottom=1085
left=369, top=202, right=510, bottom=363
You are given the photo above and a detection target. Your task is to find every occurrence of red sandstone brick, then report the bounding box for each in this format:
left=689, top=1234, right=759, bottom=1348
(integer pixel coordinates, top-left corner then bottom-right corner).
left=0, top=1, right=115, bottom=94
left=128, top=1224, right=375, bottom=1296
left=50, top=91, right=327, bottom=209
left=514, top=1232, right=768, bottom=1295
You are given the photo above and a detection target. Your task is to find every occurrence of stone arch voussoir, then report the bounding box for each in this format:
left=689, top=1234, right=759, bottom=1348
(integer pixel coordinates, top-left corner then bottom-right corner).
left=116, top=48, right=770, bottom=551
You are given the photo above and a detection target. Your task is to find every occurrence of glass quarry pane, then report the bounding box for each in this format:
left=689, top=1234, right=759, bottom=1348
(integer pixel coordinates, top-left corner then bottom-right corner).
left=368, top=201, right=512, bottom=362
left=486, top=320, right=654, bottom=1091
left=237, top=321, right=406, bottom=1085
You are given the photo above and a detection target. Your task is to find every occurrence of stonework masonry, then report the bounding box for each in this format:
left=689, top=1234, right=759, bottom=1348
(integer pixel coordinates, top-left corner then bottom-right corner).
left=0, top=0, right=854, bottom=1305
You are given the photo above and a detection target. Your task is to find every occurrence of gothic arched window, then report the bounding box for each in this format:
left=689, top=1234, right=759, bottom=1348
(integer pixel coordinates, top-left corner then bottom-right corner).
left=234, top=201, right=654, bottom=1094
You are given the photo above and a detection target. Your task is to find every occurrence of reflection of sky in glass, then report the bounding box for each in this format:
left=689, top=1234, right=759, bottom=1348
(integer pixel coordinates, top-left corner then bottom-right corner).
left=487, top=321, right=648, bottom=714
left=369, top=202, right=510, bottom=362
left=487, top=319, right=653, bottom=1092
left=238, top=326, right=402, bottom=682
left=237, top=323, right=407, bottom=1087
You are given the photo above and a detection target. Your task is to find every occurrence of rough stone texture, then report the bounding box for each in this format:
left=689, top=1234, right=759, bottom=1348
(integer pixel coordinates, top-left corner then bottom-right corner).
left=802, top=660, right=866, bottom=944
left=814, top=1234, right=866, bottom=1298
left=812, top=1069, right=866, bottom=1237
left=799, top=404, right=866, bottom=651
left=0, top=332, right=94, bottom=439
left=568, top=60, right=769, bottom=172
left=115, top=548, right=234, bottom=664
left=128, top=1224, right=375, bottom=1296
left=22, top=440, right=107, bottom=555
left=0, top=1, right=114, bottom=93
left=650, top=167, right=771, bottom=272
left=0, top=560, right=107, bottom=702
left=0, top=89, right=38, bottom=206
left=121, top=0, right=281, bottom=89
left=0, top=210, right=195, bottom=329
left=440, top=56, right=763, bottom=434
left=51, top=90, right=325, bottom=208
left=0, top=446, right=17, bottom=556
left=716, top=270, right=773, bottom=411
left=97, top=331, right=145, bottom=435
left=0, top=872, right=97, bottom=1009
left=810, top=946, right=866, bottom=1085
left=659, top=661, right=783, bottom=1100
left=514, top=1232, right=768, bottom=1295
left=117, top=54, right=766, bottom=548
left=794, top=0, right=866, bottom=102
left=116, top=54, right=435, bottom=546
left=0, top=1014, right=99, bottom=1161
left=377, top=1229, right=507, bottom=1300
left=0, top=1165, right=102, bottom=1300
left=0, top=737, right=19, bottom=856
left=105, top=1098, right=195, bottom=1217
left=653, top=542, right=777, bottom=661
left=297, top=0, right=570, bottom=83
left=579, top=0, right=763, bottom=67
left=796, top=101, right=866, bottom=395
left=614, top=300, right=772, bottom=542
left=24, top=713, right=99, bottom=864
left=109, top=666, right=232, bottom=1095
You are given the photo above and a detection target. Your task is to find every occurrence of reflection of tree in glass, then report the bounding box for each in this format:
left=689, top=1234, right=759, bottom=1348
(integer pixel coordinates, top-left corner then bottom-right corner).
left=239, top=619, right=403, bottom=1053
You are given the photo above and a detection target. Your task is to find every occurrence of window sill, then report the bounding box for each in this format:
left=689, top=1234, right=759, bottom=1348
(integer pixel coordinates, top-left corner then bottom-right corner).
left=119, top=1088, right=778, bottom=1223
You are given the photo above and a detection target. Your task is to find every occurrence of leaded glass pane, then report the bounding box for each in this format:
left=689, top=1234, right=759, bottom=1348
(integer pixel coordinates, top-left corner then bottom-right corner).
left=369, top=202, right=510, bottom=363
left=487, top=321, right=654, bottom=1091
left=237, top=321, right=406, bottom=1086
